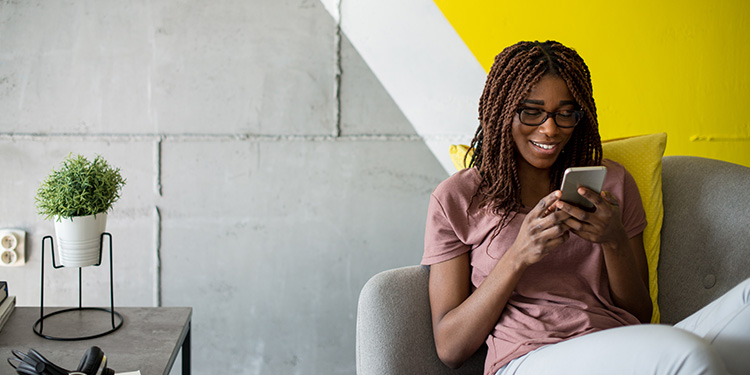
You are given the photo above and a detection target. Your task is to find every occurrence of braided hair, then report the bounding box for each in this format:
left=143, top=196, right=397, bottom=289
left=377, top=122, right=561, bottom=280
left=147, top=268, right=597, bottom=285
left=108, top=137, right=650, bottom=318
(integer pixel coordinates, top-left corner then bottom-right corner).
left=468, top=40, right=602, bottom=232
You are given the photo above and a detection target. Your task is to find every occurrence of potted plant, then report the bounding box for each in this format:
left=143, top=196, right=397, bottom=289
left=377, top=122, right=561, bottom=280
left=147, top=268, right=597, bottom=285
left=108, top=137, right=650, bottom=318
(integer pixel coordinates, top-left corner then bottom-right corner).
left=35, top=154, right=126, bottom=267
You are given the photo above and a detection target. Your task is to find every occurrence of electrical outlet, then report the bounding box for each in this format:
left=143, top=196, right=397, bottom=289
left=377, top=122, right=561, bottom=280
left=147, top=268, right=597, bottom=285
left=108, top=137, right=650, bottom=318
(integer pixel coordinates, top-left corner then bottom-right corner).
left=0, top=229, right=25, bottom=266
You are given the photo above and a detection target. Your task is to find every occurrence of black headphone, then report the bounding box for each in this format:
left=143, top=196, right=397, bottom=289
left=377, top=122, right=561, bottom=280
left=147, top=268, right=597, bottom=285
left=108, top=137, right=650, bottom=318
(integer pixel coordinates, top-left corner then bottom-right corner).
left=7, top=346, right=114, bottom=375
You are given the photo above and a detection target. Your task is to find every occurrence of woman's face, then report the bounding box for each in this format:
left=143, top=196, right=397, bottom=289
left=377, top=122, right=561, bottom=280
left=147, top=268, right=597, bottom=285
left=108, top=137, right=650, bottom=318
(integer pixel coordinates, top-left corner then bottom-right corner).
left=511, top=74, right=577, bottom=171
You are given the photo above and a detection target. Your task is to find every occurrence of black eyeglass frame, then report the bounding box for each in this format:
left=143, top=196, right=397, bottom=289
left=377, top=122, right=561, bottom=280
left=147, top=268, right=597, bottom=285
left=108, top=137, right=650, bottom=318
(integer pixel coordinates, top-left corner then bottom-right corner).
left=515, top=107, right=584, bottom=129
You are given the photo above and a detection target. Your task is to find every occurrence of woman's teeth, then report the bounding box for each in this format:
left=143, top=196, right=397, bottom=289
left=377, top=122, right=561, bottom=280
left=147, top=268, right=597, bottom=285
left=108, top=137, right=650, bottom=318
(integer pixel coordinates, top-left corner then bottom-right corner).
left=531, top=141, right=554, bottom=150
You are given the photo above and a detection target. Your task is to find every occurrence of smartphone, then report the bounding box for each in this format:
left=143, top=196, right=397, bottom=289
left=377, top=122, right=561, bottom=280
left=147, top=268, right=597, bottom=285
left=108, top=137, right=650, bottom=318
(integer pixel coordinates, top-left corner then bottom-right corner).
left=560, top=166, right=607, bottom=211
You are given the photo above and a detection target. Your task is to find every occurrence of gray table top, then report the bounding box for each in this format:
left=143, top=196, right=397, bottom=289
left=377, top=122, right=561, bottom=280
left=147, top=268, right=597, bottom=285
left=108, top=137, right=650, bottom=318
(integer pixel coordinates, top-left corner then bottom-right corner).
left=0, top=306, right=191, bottom=375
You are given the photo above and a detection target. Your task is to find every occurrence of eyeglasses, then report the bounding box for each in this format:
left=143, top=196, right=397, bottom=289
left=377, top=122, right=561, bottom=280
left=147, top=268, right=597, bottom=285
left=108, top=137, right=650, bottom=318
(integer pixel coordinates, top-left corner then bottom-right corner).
left=516, top=107, right=584, bottom=128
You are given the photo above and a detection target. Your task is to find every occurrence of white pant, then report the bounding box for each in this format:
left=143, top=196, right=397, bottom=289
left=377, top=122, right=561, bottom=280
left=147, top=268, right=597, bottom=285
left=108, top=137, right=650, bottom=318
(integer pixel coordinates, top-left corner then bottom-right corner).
left=497, top=278, right=750, bottom=375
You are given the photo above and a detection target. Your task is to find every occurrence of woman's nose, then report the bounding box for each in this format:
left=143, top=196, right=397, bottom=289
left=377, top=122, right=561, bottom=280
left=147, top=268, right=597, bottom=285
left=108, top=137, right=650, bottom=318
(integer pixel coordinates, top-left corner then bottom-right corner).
left=538, top=115, right=560, bottom=137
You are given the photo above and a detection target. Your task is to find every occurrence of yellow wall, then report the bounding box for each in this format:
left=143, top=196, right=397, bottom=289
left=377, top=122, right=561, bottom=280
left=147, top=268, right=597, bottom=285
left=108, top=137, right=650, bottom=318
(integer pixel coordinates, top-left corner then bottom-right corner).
left=435, top=0, right=750, bottom=167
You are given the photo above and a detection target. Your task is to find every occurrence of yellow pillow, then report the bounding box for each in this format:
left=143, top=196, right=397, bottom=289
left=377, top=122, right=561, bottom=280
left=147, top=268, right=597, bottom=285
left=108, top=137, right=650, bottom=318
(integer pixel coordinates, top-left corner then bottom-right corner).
left=602, top=133, right=667, bottom=323
left=449, top=144, right=474, bottom=170
left=448, top=133, right=667, bottom=323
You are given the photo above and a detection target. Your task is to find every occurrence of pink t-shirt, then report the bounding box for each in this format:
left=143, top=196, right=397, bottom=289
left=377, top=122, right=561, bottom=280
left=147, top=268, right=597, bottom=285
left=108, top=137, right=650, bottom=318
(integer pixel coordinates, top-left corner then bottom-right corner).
left=422, top=159, right=646, bottom=375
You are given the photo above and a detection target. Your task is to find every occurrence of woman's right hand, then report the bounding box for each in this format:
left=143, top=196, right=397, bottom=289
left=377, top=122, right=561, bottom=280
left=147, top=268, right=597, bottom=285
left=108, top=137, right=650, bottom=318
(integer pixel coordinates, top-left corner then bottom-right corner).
left=507, top=190, right=571, bottom=269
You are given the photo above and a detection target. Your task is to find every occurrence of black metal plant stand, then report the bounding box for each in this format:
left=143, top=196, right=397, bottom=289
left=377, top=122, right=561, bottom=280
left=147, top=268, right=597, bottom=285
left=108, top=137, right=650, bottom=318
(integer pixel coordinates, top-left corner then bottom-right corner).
left=33, top=232, right=123, bottom=341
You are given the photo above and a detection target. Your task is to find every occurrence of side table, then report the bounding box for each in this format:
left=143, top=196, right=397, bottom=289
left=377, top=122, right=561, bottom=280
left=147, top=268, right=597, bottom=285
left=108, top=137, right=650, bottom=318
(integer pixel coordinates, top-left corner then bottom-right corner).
left=0, top=307, right=191, bottom=375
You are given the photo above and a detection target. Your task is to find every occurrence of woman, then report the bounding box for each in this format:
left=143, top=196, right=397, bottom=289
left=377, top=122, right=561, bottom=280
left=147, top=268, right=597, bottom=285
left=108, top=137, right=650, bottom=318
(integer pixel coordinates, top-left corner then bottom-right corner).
left=422, top=40, right=750, bottom=375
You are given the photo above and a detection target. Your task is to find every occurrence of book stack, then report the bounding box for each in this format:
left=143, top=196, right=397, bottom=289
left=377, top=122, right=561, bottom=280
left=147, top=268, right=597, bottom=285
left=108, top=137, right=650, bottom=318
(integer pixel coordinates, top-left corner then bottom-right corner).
left=0, top=281, right=15, bottom=332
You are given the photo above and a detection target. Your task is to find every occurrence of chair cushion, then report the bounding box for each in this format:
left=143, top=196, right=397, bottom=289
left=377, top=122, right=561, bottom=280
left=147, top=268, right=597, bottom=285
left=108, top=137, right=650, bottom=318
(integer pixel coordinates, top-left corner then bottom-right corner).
left=658, top=156, right=750, bottom=323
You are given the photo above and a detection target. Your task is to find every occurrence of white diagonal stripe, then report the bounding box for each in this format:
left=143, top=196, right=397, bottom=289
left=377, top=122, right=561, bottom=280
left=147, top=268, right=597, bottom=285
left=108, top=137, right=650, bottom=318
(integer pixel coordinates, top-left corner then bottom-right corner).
left=324, top=0, right=486, bottom=174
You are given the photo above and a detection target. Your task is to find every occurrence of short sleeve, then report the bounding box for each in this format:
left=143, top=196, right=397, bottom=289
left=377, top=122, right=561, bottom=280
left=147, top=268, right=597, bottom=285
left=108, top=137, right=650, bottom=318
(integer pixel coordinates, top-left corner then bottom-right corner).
left=422, top=193, right=471, bottom=265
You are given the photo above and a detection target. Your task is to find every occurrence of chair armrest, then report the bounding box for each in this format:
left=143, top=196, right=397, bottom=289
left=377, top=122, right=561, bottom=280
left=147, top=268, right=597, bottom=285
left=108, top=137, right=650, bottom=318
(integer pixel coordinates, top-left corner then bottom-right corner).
left=356, top=265, right=485, bottom=375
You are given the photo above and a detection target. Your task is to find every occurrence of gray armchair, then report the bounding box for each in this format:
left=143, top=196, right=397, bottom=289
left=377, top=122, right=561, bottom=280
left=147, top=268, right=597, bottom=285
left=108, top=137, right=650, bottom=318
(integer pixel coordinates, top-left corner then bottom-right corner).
left=356, top=156, right=750, bottom=375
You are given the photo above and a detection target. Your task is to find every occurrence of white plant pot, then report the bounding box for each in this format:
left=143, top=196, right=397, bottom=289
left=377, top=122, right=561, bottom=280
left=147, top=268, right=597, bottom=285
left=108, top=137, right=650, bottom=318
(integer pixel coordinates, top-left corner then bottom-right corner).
left=54, top=213, right=108, bottom=267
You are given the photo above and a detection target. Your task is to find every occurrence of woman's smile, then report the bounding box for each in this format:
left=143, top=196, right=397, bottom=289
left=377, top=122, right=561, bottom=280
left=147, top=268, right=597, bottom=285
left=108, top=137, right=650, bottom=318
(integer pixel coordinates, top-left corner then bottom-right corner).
left=529, top=140, right=558, bottom=152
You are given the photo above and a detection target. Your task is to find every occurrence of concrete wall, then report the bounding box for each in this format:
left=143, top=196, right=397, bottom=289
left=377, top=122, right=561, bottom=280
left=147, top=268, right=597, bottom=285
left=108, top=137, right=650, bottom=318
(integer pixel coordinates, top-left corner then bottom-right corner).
left=0, top=1, right=448, bottom=374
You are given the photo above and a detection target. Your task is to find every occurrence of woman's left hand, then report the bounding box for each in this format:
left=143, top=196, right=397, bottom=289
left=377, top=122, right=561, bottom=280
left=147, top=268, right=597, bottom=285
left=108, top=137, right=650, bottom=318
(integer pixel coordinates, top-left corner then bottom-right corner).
left=553, top=186, right=627, bottom=247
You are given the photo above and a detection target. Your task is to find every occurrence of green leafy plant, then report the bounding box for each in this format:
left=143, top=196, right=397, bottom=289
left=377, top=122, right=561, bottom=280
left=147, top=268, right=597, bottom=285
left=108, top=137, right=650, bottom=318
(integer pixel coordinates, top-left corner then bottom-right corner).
left=35, top=154, right=126, bottom=221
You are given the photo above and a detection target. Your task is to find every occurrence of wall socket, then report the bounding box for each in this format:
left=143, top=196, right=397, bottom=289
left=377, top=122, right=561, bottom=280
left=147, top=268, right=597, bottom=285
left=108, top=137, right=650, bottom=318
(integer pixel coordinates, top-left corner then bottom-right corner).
left=0, top=229, right=25, bottom=266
